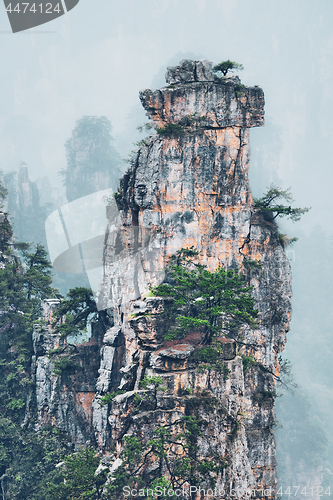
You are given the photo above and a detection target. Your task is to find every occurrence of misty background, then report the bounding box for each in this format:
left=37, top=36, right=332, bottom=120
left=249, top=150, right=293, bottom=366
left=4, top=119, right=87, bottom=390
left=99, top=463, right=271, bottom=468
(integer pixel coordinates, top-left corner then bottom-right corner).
left=1, top=0, right=333, bottom=488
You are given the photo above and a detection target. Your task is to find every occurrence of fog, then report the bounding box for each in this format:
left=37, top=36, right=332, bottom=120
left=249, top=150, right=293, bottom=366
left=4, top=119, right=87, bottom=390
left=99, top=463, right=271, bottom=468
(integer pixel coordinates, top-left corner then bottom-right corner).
left=1, top=0, right=333, bottom=487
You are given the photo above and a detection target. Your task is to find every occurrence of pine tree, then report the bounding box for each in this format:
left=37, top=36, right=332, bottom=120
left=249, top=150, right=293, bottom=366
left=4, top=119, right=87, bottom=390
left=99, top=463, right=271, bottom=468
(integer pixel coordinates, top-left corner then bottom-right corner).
left=254, top=184, right=310, bottom=222
left=151, top=247, right=258, bottom=344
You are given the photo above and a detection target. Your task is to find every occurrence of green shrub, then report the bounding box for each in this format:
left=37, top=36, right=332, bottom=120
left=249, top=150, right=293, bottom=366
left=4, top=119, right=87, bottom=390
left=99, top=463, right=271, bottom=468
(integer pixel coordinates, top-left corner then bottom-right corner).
left=241, top=354, right=257, bottom=371
left=47, top=347, right=64, bottom=357
left=193, top=346, right=218, bottom=364
left=113, top=189, right=123, bottom=210
left=99, top=390, right=125, bottom=406
left=53, top=357, right=79, bottom=376
left=279, top=233, right=299, bottom=248
left=235, top=83, right=246, bottom=97
left=157, top=114, right=206, bottom=137
left=243, top=259, right=262, bottom=270
left=157, top=123, right=185, bottom=137
left=140, top=375, right=165, bottom=390
left=254, top=184, right=310, bottom=222
left=252, top=390, right=276, bottom=404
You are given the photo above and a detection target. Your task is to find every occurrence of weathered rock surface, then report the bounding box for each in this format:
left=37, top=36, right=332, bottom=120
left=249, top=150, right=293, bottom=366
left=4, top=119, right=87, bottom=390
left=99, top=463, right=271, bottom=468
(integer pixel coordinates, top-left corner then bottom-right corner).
left=31, top=60, right=291, bottom=498
left=165, top=59, right=215, bottom=84
left=98, top=60, right=291, bottom=497
left=140, top=61, right=264, bottom=130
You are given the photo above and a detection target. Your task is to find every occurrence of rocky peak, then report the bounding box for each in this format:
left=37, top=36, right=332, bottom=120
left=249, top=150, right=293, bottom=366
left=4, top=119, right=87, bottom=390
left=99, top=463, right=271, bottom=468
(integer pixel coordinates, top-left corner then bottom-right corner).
left=31, top=60, right=291, bottom=498
left=140, top=59, right=264, bottom=129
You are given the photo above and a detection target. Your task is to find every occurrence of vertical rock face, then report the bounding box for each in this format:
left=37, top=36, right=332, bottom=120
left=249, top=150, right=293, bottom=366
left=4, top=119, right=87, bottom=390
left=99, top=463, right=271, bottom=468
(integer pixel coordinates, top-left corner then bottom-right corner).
left=31, top=60, right=292, bottom=497
left=0, top=162, right=40, bottom=216
left=28, top=300, right=104, bottom=445
left=95, top=60, right=292, bottom=495
left=0, top=163, right=46, bottom=245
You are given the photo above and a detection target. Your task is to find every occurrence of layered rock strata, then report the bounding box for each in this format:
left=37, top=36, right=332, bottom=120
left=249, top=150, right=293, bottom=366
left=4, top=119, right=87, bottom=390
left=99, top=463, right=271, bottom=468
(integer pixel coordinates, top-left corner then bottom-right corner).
left=32, top=60, right=292, bottom=498
left=95, top=60, right=292, bottom=497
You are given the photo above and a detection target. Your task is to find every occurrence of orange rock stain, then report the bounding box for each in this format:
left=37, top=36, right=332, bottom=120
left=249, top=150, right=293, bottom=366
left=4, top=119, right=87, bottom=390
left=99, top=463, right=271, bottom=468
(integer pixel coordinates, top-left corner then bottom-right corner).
left=76, top=392, right=95, bottom=420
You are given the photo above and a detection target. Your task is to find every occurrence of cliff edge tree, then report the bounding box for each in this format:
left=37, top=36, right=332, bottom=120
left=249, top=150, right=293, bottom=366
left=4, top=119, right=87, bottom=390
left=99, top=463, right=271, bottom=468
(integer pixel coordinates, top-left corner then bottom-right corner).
left=52, top=286, right=112, bottom=339
left=254, top=184, right=310, bottom=222
left=213, top=59, right=244, bottom=76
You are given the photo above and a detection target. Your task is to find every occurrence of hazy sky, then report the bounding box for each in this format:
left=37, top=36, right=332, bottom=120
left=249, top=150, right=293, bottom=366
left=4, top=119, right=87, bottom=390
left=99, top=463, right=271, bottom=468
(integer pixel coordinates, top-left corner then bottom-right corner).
left=1, top=0, right=333, bottom=476
left=0, top=0, right=332, bottom=235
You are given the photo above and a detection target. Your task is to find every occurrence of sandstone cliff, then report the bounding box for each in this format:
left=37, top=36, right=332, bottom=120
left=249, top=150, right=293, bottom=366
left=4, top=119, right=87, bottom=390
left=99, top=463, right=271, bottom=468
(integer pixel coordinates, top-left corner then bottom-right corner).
left=31, top=60, right=292, bottom=498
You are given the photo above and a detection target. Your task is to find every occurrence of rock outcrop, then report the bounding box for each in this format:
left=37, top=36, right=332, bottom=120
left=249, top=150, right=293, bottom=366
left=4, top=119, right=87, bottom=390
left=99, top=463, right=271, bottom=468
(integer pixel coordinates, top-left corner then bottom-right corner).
left=31, top=60, right=292, bottom=498
left=0, top=162, right=46, bottom=245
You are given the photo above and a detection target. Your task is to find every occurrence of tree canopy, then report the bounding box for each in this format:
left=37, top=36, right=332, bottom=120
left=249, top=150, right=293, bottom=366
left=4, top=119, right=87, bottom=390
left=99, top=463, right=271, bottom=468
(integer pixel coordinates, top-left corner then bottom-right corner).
left=46, top=446, right=107, bottom=500
left=254, top=184, right=310, bottom=222
left=52, top=287, right=98, bottom=338
left=0, top=241, right=59, bottom=422
left=151, top=247, right=258, bottom=344
left=52, top=285, right=113, bottom=340
left=213, top=59, right=244, bottom=76
left=0, top=183, right=105, bottom=500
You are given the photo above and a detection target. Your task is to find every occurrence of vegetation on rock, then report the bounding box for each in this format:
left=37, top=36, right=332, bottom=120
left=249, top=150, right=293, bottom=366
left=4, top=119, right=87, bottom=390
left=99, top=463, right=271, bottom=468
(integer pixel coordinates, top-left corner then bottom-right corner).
left=156, top=114, right=206, bottom=137
left=108, top=415, right=227, bottom=498
left=213, top=59, right=244, bottom=76
left=52, top=286, right=112, bottom=339
left=150, top=247, right=258, bottom=345
left=0, top=182, right=91, bottom=499
left=0, top=233, right=59, bottom=421
left=254, top=184, right=310, bottom=222
left=46, top=446, right=107, bottom=500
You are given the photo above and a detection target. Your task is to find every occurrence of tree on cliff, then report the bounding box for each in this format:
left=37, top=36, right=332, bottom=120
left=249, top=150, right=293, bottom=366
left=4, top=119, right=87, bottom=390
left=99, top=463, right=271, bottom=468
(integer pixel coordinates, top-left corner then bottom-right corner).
left=0, top=187, right=88, bottom=500
left=52, top=286, right=112, bottom=339
left=46, top=446, right=107, bottom=500
left=0, top=180, right=11, bottom=252
left=254, top=184, right=310, bottom=222
left=0, top=180, right=8, bottom=208
left=213, top=59, right=244, bottom=76
left=150, top=247, right=258, bottom=345
left=0, top=185, right=59, bottom=423
left=0, top=242, right=59, bottom=422
left=19, top=242, right=59, bottom=303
